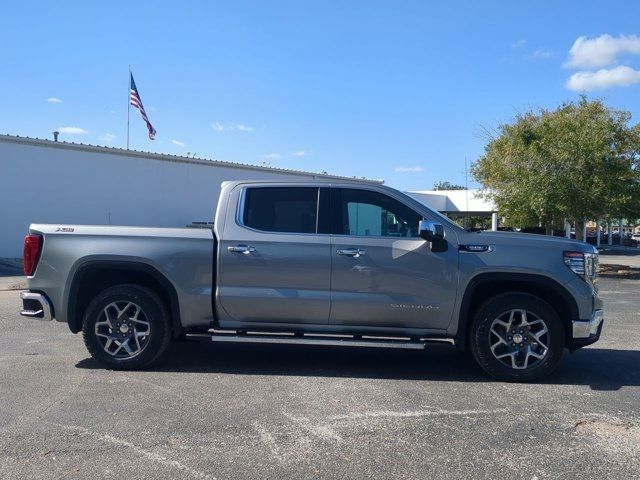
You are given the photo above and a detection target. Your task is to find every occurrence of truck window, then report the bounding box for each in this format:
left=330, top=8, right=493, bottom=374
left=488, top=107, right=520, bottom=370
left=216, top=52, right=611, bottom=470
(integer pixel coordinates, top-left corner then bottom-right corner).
left=331, top=188, right=421, bottom=237
left=242, top=187, right=319, bottom=234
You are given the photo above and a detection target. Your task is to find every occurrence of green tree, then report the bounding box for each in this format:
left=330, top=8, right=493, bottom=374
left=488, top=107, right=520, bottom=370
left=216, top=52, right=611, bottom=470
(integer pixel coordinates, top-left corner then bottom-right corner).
left=433, top=180, right=465, bottom=190
left=472, top=97, right=640, bottom=235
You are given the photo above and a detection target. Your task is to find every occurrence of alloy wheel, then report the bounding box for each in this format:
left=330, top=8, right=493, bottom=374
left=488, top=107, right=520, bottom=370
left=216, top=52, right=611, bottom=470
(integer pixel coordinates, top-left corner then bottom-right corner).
left=94, top=301, right=151, bottom=359
left=488, top=309, right=550, bottom=370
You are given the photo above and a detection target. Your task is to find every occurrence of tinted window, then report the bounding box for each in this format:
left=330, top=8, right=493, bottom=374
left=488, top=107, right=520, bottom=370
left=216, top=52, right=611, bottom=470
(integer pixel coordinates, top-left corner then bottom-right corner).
left=243, top=187, right=318, bottom=233
left=317, top=187, right=331, bottom=234
left=332, top=189, right=421, bottom=237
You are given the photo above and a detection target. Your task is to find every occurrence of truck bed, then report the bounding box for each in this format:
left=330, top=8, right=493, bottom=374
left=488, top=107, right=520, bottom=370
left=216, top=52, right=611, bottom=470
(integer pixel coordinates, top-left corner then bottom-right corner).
left=26, top=223, right=215, bottom=329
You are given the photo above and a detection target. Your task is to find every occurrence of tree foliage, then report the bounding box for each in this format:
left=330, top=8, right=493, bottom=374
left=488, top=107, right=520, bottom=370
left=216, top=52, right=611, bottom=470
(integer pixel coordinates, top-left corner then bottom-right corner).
left=433, top=180, right=465, bottom=190
left=472, top=97, right=640, bottom=233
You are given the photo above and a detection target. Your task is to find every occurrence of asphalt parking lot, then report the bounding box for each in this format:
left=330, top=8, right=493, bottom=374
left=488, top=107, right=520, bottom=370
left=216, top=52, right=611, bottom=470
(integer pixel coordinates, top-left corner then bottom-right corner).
left=1, top=277, right=639, bottom=480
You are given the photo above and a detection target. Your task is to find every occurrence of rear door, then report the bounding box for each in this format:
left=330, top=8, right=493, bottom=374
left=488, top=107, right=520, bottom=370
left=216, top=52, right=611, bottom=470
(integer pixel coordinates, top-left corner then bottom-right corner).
left=329, top=187, right=459, bottom=330
left=218, top=185, right=331, bottom=324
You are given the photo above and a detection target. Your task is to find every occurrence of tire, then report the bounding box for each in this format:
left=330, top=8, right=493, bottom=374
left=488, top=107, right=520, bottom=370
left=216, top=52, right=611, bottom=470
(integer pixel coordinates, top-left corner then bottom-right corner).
left=82, top=284, right=171, bottom=370
left=469, top=292, right=565, bottom=382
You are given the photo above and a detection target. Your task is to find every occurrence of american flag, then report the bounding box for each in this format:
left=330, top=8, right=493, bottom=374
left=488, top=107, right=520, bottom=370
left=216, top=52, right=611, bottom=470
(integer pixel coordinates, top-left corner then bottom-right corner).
left=130, top=73, right=156, bottom=140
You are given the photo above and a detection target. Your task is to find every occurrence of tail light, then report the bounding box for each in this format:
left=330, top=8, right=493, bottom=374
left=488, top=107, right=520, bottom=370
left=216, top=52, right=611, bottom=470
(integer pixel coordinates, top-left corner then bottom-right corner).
left=23, top=234, right=43, bottom=276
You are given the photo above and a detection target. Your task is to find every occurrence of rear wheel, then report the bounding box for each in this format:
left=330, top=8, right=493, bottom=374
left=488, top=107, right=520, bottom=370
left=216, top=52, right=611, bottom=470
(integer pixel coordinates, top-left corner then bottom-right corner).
left=82, top=285, right=171, bottom=369
left=470, top=293, right=565, bottom=382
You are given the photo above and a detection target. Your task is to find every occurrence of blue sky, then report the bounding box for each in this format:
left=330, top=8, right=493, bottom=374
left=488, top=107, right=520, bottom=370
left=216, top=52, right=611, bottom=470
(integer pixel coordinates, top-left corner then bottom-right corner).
left=2, top=1, right=640, bottom=191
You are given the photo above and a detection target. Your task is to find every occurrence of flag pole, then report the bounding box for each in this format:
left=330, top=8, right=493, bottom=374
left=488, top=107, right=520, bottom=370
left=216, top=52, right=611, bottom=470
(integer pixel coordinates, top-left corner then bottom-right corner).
left=126, top=65, right=131, bottom=150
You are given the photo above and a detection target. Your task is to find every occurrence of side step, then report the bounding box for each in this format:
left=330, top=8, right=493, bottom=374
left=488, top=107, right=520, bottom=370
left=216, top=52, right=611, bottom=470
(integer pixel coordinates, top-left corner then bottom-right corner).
left=186, top=329, right=454, bottom=350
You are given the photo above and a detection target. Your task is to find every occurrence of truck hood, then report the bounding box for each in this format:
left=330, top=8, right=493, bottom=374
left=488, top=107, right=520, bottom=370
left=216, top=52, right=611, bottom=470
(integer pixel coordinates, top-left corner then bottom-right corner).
left=460, top=230, right=597, bottom=254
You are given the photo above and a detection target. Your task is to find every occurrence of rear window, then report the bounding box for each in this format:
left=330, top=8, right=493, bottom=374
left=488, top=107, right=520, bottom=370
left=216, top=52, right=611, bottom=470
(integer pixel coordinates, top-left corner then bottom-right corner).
left=242, top=187, right=319, bottom=234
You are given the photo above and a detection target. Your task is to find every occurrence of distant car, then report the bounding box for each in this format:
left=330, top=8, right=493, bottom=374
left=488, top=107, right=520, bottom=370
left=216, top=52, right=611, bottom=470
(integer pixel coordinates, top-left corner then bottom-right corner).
left=622, top=234, right=639, bottom=248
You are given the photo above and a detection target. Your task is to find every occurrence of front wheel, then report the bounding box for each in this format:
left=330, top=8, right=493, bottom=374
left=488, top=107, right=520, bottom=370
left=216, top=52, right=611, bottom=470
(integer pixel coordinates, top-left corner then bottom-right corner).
left=470, top=293, right=565, bottom=382
left=82, top=285, right=171, bottom=369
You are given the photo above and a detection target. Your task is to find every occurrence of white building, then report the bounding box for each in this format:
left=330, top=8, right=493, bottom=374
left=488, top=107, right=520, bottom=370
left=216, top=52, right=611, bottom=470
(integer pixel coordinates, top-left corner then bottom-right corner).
left=0, top=135, right=377, bottom=258
left=408, top=189, right=498, bottom=230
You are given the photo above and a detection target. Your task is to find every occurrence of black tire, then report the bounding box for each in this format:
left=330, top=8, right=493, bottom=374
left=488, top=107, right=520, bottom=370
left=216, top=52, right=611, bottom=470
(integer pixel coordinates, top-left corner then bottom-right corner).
left=469, top=292, right=565, bottom=382
left=82, top=284, right=171, bottom=370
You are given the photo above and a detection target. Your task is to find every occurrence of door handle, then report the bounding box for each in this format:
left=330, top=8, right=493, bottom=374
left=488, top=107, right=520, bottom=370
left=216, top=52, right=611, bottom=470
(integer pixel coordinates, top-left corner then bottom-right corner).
left=228, top=244, right=256, bottom=254
left=337, top=248, right=366, bottom=257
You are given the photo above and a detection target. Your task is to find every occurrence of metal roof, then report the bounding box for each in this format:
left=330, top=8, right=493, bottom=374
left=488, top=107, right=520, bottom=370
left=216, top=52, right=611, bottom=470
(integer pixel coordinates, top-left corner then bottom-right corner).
left=0, top=134, right=382, bottom=184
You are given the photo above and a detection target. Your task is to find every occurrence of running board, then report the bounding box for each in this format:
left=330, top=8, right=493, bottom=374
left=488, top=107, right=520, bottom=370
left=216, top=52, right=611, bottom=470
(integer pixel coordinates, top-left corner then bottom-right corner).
left=186, top=329, right=454, bottom=350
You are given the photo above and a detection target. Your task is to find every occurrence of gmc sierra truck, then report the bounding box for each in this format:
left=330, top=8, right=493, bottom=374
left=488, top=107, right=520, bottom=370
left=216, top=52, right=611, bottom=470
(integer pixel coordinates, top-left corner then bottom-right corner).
left=20, top=180, right=603, bottom=381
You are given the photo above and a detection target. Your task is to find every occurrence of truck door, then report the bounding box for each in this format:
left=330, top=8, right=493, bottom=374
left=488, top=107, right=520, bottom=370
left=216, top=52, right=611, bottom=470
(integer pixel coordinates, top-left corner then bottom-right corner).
left=329, top=187, right=459, bottom=330
left=218, top=185, right=331, bottom=324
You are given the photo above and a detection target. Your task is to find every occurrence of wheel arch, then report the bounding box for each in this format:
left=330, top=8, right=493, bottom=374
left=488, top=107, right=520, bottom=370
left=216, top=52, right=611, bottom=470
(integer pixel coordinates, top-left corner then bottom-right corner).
left=456, top=272, right=578, bottom=351
left=67, top=260, right=182, bottom=338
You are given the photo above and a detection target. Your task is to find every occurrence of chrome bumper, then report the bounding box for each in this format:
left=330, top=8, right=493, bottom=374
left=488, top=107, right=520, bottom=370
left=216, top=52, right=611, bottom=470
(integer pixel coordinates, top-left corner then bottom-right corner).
left=20, top=291, right=54, bottom=321
left=572, top=309, right=603, bottom=339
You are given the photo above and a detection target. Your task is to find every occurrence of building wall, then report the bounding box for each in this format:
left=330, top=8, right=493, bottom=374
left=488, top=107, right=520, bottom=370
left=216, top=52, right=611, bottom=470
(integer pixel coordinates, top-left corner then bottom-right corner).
left=0, top=136, right=374, bottom=258
left=405, top=192, right=448, bottom=212
left=408, top=189, right=495, bottom=213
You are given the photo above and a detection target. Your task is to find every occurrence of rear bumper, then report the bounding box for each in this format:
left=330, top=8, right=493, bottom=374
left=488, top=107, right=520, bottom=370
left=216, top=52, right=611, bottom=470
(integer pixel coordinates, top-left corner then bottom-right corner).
left=570, top=309, right=603, bottom=350
left=20, top=291, right=54, bottom=321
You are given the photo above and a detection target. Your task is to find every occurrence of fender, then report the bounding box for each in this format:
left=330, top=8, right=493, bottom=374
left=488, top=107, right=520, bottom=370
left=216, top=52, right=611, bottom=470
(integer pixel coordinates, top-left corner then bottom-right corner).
left=455, top=272, right=580, bottom=349
left=67, top=260, right=182, bottom=336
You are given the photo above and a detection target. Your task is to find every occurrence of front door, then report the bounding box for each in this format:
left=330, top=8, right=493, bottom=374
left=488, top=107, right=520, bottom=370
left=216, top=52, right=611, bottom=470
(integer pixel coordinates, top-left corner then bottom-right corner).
left=329, top=187, right=459, bottom=330
left=218, top=185, right=331, bottom=324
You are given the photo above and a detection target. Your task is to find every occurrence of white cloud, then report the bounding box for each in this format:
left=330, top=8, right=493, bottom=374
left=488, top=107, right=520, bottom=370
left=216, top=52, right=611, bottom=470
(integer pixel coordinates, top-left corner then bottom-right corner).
left=211, top=122, right=254, bottom=132
left=290, top=150, right=307, bottom=156
left=394, top=166, right=424, bottom=173
left=566, top=65, right=640, bottom=91
left=58, top=126, right=87, bottom=135
left=46, top=97, right=62, bottom=103
left=512, top=39, right=526, bottom=49
left=101, top=133, right=116, bottom=142
left=171, top=139, right=186, bottom=147
left=212, top=122, right=254, bottom=132
left=565, top=34, right=640, bottom=69
left=264, top=153, right=281, bottom=159
left=109, top=110, right=117, bottom=114
left=529, top=49, right=555, bottom=60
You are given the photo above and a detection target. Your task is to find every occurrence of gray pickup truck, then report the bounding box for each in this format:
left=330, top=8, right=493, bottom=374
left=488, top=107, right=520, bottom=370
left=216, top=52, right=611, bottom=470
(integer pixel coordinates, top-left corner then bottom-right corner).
left=20, top=180, right=603, bottom=381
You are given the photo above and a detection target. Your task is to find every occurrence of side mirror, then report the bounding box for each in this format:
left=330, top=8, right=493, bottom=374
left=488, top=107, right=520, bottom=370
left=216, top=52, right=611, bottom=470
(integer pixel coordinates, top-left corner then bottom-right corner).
left=419, top=220, right=445, bottom=241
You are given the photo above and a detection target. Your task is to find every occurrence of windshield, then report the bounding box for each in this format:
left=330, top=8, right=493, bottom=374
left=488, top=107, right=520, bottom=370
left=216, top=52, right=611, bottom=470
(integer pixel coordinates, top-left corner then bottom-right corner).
left=427, top=205, right=466, bottom=232
left=402, top=192, right=465, bottom=233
